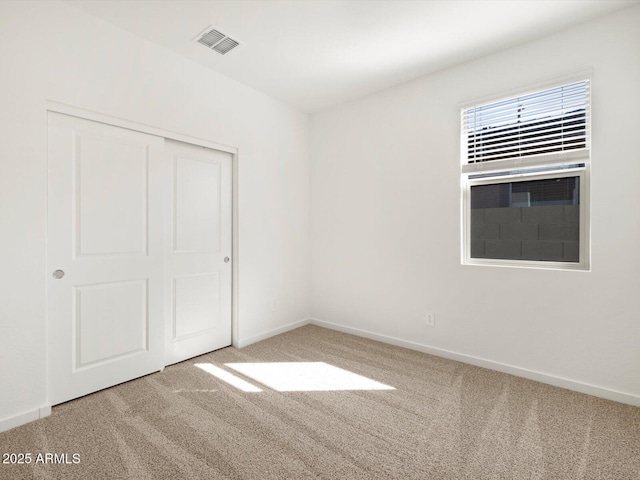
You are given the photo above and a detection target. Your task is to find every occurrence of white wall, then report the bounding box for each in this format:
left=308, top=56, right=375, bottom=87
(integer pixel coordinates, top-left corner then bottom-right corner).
left=0, top=1, right=310, bottom=428
left=311, top=5, right=640, bottom=404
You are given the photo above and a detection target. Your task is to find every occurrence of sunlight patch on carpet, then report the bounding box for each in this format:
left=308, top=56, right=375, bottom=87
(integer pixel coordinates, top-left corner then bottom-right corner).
left=195, top=363, right=262, bottom=392
left=172, top=389, right=218, bottom=393
left=224, top=362, right=395, bottom=392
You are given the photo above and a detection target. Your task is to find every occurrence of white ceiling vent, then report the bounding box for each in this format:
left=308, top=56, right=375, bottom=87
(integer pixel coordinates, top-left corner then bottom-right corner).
left=195, top=26, right=240, bottom=55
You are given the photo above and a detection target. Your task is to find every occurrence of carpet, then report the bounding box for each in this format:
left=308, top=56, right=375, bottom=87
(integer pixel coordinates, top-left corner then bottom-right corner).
left=0, top=325, right=638, bottom=479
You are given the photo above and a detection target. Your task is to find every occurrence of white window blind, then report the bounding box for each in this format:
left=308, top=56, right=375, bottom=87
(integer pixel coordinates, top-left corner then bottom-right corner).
left=463, top=80, right=590, bottom=164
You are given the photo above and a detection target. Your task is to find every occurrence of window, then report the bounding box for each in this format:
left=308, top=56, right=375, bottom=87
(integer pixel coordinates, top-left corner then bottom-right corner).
left=461, top=78, right=590, bottom=269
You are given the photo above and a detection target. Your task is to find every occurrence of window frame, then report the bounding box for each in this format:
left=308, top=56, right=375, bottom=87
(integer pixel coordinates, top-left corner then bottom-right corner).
left=462, top=164, right=590, bottom=270
left=460, top=73, right=591, bottom=271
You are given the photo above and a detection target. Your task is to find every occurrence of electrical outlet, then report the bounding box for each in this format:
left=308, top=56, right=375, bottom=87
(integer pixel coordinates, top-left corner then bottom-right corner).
left=425, top=312, right=435, bottom=327
left=272, top=301, right=279, bottom=312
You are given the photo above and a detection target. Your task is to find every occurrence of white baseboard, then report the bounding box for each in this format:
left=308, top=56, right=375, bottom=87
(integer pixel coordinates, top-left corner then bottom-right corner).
left=0, top=404, right=51, bottom=433
left=235, top=318, right=311, bottom=349
left=310, top=318, right=640, bottom=408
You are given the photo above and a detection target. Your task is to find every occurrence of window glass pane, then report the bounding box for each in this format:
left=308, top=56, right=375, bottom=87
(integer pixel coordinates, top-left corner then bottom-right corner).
left=470, top=177, right=579, bottom=262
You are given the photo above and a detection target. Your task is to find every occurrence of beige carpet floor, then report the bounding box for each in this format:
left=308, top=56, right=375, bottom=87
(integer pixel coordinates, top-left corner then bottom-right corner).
left=0, top=325, right=639, bottom=480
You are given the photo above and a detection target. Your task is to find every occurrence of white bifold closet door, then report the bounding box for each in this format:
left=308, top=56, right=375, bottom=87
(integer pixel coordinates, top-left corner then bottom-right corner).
left=47, top=113, right=232, bottom=405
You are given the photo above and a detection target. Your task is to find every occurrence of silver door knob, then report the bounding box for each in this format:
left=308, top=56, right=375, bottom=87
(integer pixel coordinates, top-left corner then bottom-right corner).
left=224, top=257, right=230, bottom=263
left=52, top=270, right=65, bottom=279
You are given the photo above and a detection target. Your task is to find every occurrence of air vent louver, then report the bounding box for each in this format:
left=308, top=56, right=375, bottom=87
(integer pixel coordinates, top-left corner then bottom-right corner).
left=197, top=29, right=225, bottom=48
left=195, top=26, right=240, bottom=55
left=213, top=37, right=239, bottom=55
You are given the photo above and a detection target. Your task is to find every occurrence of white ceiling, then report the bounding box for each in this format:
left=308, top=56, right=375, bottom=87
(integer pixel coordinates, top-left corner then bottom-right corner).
left=65, top=0, right=638, bottom=113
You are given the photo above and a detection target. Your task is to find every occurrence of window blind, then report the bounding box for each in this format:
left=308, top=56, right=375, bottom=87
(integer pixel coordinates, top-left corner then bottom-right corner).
left=463, top=80, right=590, bottom=164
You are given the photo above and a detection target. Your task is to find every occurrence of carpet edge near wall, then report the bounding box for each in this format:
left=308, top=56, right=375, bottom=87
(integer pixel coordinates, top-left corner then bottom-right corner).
left=308, top=318, right=640, bottom=407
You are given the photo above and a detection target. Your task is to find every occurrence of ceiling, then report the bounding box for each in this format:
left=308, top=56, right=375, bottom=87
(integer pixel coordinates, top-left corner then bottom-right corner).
left=65, top=0, right=638, bottom=113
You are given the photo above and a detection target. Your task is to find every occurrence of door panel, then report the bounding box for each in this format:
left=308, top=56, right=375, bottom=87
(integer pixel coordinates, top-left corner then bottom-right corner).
left=165, top=140, right=232, bottom=365
left=174, top=157, right=221, bottom=253
left=75, top=134, right=149, bottom=256
left=75, top=280, right=149, bottom=367
left=173, top=273, right=220, bottom=339
left=47, top=112, right=165, bottom=405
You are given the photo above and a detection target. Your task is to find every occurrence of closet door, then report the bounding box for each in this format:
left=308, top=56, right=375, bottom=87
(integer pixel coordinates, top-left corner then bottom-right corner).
left=47, top=112, right=166, bottom=405
left=164, top=139, right=232, bottom=365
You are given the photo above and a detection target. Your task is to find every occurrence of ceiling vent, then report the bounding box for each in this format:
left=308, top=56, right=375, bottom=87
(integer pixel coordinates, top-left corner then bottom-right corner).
left=195, top=26, right=240, bottom=55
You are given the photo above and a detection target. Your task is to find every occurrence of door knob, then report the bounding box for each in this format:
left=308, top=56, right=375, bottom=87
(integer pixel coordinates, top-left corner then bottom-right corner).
left=52, top=270, right=65, bottom=279
left=224, top=257, right=230, bottom=263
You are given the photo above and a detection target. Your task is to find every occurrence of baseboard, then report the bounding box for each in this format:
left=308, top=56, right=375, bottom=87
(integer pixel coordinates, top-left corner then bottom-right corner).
left=236, top=318, right=311, bottom=349
left=310, top=318, right=640, bottom=408
left=0, top=404, right=51, bottom=433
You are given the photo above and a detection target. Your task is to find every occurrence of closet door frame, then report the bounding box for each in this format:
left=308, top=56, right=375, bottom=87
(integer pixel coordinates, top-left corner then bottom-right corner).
left=45, top=100, right=240, bottom=398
